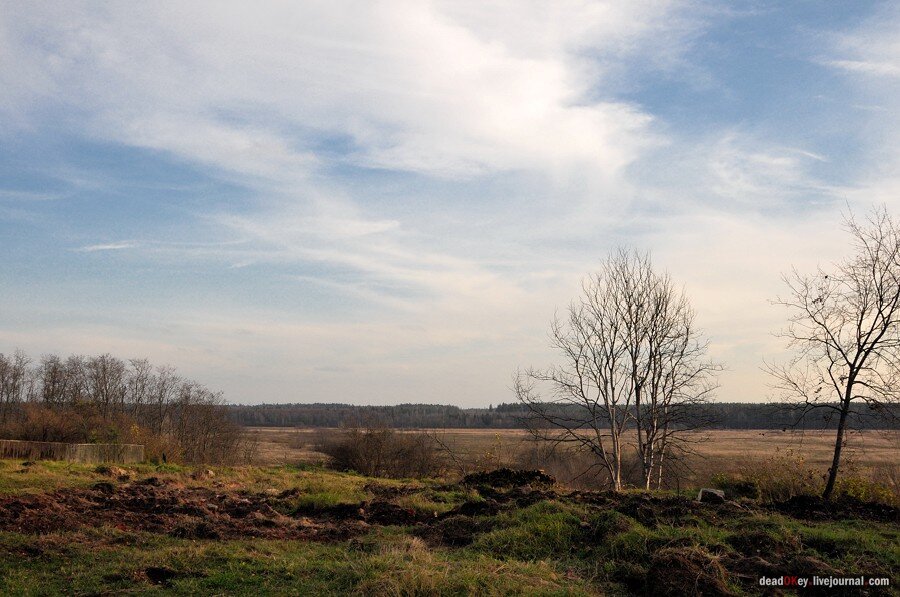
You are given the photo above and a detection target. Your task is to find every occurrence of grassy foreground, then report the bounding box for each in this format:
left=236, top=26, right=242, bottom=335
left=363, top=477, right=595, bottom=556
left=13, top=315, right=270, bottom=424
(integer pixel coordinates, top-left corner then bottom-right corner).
left=0, top=460, right=896, bottom=595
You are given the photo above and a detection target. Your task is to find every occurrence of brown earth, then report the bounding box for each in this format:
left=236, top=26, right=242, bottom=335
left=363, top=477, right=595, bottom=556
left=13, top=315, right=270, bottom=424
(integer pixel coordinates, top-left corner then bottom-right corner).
left=0, top=470, right=895, bottom=545
left=0, top=468, right=896, bottom=597
left=0, top=478, right=369, bottom=541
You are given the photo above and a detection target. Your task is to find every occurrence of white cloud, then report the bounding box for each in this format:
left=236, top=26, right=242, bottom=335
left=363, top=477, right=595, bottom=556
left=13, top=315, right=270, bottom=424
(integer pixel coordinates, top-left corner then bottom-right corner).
left=0, top=1, right=694, bottom=182
left=826, top=59, right=900, bottom=78
left=2, top=1, right=886, bottom=405
left=823, top=4, right=900, bottom=213
left=74, top=241, right=139, bottom=252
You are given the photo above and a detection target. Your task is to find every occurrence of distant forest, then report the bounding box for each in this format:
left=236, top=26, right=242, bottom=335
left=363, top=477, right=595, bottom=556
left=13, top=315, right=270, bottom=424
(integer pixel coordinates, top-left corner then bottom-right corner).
left=228, top=402, right=899, bottom=430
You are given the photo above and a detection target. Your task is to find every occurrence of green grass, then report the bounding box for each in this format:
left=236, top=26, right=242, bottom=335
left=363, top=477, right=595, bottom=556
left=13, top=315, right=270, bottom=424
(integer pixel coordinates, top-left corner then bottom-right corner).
left=0, top=529, right=595, bottom=596
left=473, top=501, right=587, bottom=561
left=0, top=459, right=897, bottom=596
left=0, top=459, right=106, bottom=494
left=396, top=488, right=480, bottom=515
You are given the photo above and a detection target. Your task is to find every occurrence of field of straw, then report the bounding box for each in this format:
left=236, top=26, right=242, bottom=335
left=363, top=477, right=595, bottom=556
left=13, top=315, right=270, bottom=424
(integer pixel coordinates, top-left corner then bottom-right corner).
left=244, top=426, right=899, bottom=489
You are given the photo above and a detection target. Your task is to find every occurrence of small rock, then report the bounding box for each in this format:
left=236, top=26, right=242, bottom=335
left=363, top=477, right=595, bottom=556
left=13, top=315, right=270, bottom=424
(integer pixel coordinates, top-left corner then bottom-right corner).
left=96, top=465, right=131, bottom=480
left=191, top=469, right=215, bottom=480
left=697, top=488, right=726, bottom=504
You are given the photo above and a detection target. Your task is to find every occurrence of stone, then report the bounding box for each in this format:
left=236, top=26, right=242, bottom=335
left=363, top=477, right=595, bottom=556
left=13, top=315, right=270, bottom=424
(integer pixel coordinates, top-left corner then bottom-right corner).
left=697, top=488, right=726, bottom=503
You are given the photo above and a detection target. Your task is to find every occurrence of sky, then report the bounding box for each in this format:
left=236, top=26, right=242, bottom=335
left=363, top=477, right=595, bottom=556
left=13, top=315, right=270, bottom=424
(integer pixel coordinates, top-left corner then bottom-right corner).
left=1, top=1, right=899, bottom=406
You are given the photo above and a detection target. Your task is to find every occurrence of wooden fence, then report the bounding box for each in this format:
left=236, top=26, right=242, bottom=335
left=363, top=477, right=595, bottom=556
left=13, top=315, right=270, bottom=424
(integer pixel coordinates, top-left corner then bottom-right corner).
left=0, top=439, right=144, bottom=464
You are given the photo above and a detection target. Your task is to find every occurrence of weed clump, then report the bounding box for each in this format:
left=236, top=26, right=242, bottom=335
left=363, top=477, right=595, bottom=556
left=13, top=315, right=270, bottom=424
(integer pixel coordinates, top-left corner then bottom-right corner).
left=647, top=547, right=735, bottom=596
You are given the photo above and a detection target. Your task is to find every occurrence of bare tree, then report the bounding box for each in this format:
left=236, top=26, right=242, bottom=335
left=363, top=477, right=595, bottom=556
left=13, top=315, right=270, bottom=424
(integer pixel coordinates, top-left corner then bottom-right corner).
left=149, top=365, right=180, bottom=435
left=0, top=350, right=30, bottom=423
left=125, top=358, right=153, bottom=417
left=768, top=206, right=900, bottom=500
left=515, top=250, right=720, bottom=490
left=86, top=354, right=127, bottom=418
left=38, top=355, right=68, bottom=406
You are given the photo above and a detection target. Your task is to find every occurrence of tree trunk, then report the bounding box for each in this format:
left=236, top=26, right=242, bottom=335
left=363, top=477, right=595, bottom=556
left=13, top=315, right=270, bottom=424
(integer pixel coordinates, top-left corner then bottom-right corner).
left=822, top=394, right=852, bottom=500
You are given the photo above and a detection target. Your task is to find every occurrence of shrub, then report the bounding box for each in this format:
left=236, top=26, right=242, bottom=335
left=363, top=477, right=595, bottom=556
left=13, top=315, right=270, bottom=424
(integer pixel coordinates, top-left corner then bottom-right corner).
left=711, top=473, right=760, bottom=500
left=833, top=476, right=898, bottom=506
left=1, top=404, right=134, bottom=444
left=737, top=449, right=822, bottom=502
left=318, top=426, right=443, bottom=478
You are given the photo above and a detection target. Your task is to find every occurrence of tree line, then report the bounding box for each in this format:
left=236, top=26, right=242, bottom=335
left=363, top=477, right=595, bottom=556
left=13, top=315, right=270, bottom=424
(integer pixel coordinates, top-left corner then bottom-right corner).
left=0, top=350, right=244, bottom=463
left=226, top=401, right=897, bottom=430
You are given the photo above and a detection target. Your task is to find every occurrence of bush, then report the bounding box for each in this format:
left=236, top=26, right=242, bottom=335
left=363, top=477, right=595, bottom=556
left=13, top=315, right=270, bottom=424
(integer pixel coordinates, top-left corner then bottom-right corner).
left=318, top=426, right=443, bottom=478
left=711, top=473, right=760, bottom=500
left=0, top=401, right=248, bottom=466
left=833, top=476, right=898, bottom=506
left=738, top=449, right=822, bottom=502
left=0, top=404, right=134, bottom=444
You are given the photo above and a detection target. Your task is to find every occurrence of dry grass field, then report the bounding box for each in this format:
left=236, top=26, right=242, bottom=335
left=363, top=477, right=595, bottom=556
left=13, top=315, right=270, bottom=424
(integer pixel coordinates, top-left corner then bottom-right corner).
left=0, top=431, right=895, bottom=594
left=244, top=426, right=900, bottom=490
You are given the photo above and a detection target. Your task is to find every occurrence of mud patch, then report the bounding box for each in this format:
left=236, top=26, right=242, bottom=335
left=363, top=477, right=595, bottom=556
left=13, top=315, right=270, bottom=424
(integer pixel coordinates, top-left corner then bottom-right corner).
left=445, top=499, right=500, bottom=518
left=726, top=528, right=800, bottom=558
left=462, top=468, right=555, bottom=489
left=0, top=481, right=367, bottom=541
left=773, top=495, right=899, bottom=522
left=143, top=566, right=207, bottom=587
left=416, top=515, right=495, bottom=547
left=614, top=493, right=704, bottom=528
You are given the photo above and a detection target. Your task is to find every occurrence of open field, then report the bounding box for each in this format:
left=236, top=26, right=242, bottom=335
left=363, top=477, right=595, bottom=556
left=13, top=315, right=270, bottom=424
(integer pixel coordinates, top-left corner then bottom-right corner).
left=245, top=427, right=900, bottom=489
left=0, top=459, right=897, bottom=595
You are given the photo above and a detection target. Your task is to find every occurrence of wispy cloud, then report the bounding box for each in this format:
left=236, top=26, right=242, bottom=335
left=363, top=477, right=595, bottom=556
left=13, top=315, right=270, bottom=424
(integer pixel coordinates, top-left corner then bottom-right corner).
left=0, top=189, right=63, bottom=201
left=0, top=2, right=894, bottom=405
left=74, top=241, right=139, bottom=253
left=826, top=59, right=900, bottom=78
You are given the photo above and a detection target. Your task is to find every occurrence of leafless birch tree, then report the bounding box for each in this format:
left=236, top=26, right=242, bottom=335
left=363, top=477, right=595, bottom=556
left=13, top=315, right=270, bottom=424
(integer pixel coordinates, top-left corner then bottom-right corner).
left=516, top=250, right=720, bottom=490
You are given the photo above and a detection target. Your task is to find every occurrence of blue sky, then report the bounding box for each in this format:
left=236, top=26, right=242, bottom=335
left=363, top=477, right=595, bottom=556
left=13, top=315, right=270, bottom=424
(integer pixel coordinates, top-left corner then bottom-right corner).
left=1, top=1, right=899, bottom=406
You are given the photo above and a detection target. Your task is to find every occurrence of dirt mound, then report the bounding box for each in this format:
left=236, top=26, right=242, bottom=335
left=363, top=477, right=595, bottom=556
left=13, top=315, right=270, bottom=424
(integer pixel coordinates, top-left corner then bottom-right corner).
left=416, top=514, right=496, bottom=547
left=445, top=499, right=500, bottom=518
left=363, top=501, right=423, bottom=525
left=647, top=547, right=735, bottom=596
left=614, top=493, right=702, bottom=528
left=773, top=495, right=899, bottom=522
left=462, top=468, right=556, bottom=489
left=726, top=528, right=801, bottom=558
left=0, top=482, right=368, bottom=542
left=786, top=554, right=843, bottom=577
left=0, top=478, right=454, bottom=542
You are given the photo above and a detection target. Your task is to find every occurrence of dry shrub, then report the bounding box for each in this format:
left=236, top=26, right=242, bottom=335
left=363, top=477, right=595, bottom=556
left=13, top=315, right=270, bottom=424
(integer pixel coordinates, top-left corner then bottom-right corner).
left=833, top=475, right=899, bottom=507
left=712, top=448, right=899, bottom=505
left=737, top=448, right=822, bottom=502
left=167, top=402, right=245, bottom=464
left=428, top=431, right=521, bottom=477
left=515, top=442, right=610, bottom=489
left=126, top=424, right=183, bottom=464
left=870, top=462, right=899, bottom=494
left=318, top=426, right=443, bottom=478
left=513, top=441, right=663, bottom=490
left=1, top=404, right=134, bottom=444
left=0, top=402, right=248, bottom=466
